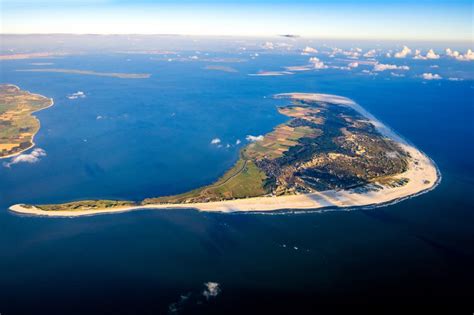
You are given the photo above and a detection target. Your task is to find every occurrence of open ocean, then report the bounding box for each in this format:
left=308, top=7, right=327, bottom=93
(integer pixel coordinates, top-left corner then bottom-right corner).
left=1, top=48, right=473, bottom=313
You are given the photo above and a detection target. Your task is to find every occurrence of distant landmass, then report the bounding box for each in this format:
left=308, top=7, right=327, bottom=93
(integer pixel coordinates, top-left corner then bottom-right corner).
left=0, top=84, right=53, bottom=159
left=0, top=52, right=69, bottom=60
left=8, top=90, right=439, bottom=216
left=16, top=68, right=151, bottom=79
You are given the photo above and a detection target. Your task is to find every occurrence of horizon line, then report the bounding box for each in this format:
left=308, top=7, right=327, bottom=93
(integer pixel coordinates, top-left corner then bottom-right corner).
left=1, top=33, right=472, bottom=43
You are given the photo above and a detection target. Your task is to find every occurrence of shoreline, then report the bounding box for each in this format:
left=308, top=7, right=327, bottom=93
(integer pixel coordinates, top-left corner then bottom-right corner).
left=8, top=93, right=440, bottom=217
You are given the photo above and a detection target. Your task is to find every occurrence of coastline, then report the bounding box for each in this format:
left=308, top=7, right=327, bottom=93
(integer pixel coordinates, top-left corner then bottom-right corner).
left=8, top=93, right=440, bottom=217
left=0, top=84, right=54, bottom=159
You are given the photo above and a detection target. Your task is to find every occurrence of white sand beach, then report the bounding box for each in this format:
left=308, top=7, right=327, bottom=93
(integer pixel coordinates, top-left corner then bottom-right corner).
left=9, top=93, right=440, bottom=217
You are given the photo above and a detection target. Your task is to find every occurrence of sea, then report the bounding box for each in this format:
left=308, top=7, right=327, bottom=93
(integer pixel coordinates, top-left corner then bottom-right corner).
left=1, top=39, right=473, bottom=313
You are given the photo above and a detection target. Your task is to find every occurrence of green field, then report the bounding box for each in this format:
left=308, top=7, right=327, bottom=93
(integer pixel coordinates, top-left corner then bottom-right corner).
left=143, top=158, right=268, bottom=204
left=0, top=84, right=53, bottom=158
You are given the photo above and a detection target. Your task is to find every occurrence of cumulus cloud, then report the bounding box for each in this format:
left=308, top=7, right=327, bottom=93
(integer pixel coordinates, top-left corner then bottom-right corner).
left=67, top=91, right=86, bottom=100
left=363, top=49, right=377, bottom=58
left=426, top=49, right=440, bottom=59
left=373, top=63, right=410, bottom=72
left=445, top=48, right=460, bottom=58
left=235, top=139, right=241, bottom=145
left=348, top=62, right=359, bottom=68
left=3, top=148, right=46, bottom=168
left=422, top=73, right=442, bottom=80
left=309, top=57, right=328, bottom=69
left=302, top=46, right=318, bottom=54
left=342, top=50, right=360, bottom=59
left=446, top=48, right=474, bottom=61
left=394, top=45, right=412, bottom=58
left=202, top=282, right=220, bottom=299
left=413, top=49, right=440, bottom=60
left=246, top=135, right=264, bottom=142
left=210, top=138, right=221, bottom=145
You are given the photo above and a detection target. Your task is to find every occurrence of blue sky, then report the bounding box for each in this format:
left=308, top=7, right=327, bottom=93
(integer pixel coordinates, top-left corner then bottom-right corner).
left=1, top=0, right=472, bottom=41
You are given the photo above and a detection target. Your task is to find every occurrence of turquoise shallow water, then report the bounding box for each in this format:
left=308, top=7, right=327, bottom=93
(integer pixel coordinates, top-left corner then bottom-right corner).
left=0, top=51, right=473, bottom=313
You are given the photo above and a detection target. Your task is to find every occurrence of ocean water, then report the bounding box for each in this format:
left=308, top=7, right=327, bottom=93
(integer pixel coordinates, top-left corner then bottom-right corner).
left=0, top=50, right=473, bottom=313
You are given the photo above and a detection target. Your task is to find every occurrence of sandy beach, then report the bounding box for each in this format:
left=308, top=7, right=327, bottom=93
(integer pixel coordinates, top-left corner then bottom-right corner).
left=8, top=93, right=440, bottom=217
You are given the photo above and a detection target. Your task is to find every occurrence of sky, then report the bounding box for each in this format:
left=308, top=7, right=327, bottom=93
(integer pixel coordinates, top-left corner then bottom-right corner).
left=1, top=0, right=473, bottom=41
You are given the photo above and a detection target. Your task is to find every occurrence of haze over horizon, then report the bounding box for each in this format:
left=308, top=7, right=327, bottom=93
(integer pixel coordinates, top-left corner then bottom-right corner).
left=1, top=0, right=473, bottom=41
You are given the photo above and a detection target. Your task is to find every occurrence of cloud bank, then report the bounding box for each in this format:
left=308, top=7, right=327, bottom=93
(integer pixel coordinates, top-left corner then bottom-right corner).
left=446, top=48, right=474, bottom=61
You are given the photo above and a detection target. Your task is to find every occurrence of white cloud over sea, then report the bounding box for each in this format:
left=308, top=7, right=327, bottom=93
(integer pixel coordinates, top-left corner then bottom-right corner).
left=67, top=91, right=86, bottom=100
left=421, top=73, right=442, bottom=80
left=446, top=48, right=474, bottom=61
left=309, top=57, right=328, bottom=69
left=394, top=45, right=412, bottom=58
left=413, top=49, right=440, bottom=60
left=3, top=148, right=46, bottom=168
left=210, top=138, right=221, bottom=145
left=373, top=63, right=410, bottom=72
left=246, top=135, right=264, bottom=142
left=202, top=282, right=220, bottom=299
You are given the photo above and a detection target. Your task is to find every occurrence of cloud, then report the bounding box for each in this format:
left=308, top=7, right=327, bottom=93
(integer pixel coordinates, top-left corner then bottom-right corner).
left=394, top=45, right=412, bottom=58
left=3, top=148, right=46, bottom=168
left=413, top=49, right=440, bottom=60
left=249, top=71, right=293, bottom=76
left=302, top=46, right=318, bottom=54
left=373, top=63, right=410, bottom=72
left=426, top=49, right=440, bottom=59
left=235, top=139, right=241, bottom=145
left=342, top=50, right=360, bottom=59
left=390, top=72, right=405, bottom=77
left=210, top=138, right=221, bottom=145
left=262, top=41, right=274, bottom=50
left=67, top=91, right=86, bottom=100
left=246, top=135, right=264, bottom=142
left=348, top=62, right=359, bottom=68
left=363, top=49, right=377, bottom=58
left=421, top=73, right=442, bottom=80
left=309, top=57, right=328, bottom=69
left=202, top=282, right=220, bottom=299
left=446, top=48, right=474, bottom=61
left=448, top=77, right=463, bottom=81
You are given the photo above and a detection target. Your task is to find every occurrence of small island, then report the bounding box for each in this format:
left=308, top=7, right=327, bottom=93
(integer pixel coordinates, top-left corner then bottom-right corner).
left=9, top=92, right=440, bottom=216
left=0, top=84, right=53, bottom=159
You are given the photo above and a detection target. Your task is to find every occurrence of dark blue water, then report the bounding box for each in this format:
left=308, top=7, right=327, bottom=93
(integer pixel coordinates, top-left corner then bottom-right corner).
left=1, top=52, right=473, bottom=313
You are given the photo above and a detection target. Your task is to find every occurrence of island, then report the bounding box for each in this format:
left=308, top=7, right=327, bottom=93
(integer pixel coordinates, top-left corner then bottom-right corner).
left=16, top=69, right=151, bottom=79
left=9, top=92, right=439, bottom=216
left=0, top=52, right=69, bottom=60
left=0, top=84, right=53, bottom=159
